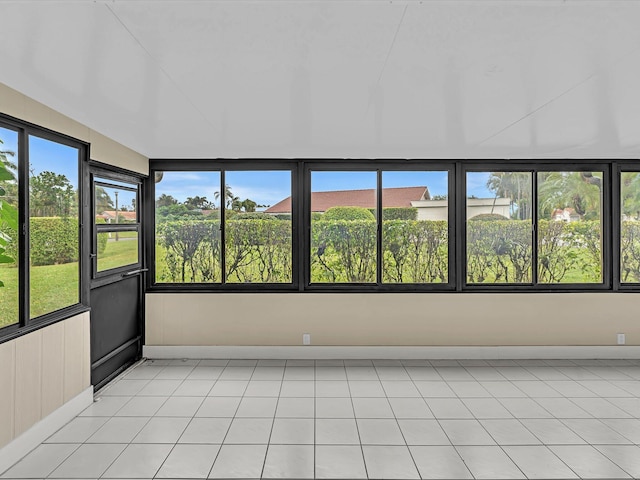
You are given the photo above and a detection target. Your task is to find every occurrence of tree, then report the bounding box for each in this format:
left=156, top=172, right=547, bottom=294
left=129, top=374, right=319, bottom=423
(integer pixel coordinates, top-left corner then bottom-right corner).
left=230, top=197, right=243, bottom=212
left=214, top=184, right=237, bottom=209
left=486, top=172, right=531, bottom=220
left=621, top=172, right=640, bottom=219
left=241, top=198, right=257, bottom=213
left=95, top=186, right=114, bottom=213
left=156, top=193, right=178, bottom=207
left=538, top=171, right=602, bottom=219
left=184, top=195, right=213, bottom=210
left=30, top=170, right=75, bottom=217
left=0, top=161, right=18, bottom=286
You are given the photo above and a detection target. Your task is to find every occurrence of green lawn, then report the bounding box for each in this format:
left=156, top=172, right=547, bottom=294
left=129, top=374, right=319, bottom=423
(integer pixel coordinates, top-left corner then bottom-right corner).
left=97, top=239, right=138, bottom=272
left=0, top=262, right=79, bottom=328
left=0, top=238, right=139, bottom=329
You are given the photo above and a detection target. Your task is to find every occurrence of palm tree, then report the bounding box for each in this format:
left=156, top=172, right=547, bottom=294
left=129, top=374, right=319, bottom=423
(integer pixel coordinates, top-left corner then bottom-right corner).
left=621, top=172, right=640, bottom=220
left=537, top=172, right=602, bottom=220
left=214, top=184, right=236, bottom=209
left=486, top=172, right=532, bottom=220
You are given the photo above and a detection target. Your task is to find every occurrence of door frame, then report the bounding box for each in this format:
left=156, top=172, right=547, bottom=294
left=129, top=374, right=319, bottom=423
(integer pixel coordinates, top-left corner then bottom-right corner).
left=89, top=160, right=146, bottom=389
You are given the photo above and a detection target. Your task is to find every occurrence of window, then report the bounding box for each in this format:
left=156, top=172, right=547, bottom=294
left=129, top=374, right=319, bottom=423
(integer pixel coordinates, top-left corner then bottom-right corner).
left=382, top=171, right=449, bottom=284
left=94, top=177, right=141, bottom=275
left=225, top=171, right=292, bottom=283
left=29, top=135, right=81, bottom=318
left=310, top=171, right=377, bottom=284
left=155, top=171, right=221, bottom=283
left=0, top=115, right=86, bottom=336
left=148, top=160, right=615, bottom=293
left=466, top=171, right=533, bottom=284
left=465, top=168, right=605, bottom=287
left=152, top=163, right=294, bottom=287
left=537, top=171, right=603, bottom=284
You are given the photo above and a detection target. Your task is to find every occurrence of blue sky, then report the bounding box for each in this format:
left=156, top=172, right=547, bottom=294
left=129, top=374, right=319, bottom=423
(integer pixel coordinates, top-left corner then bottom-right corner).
left=1, top=128, right=80, bottom=189
left=156, top=169, right=483, bottom=209
left=3, top=127, right=497, bottom=208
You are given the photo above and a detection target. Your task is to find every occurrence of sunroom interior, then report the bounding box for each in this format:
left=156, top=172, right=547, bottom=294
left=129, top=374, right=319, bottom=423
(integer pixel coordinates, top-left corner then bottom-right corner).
left=1, top=1, right=640, bottom=479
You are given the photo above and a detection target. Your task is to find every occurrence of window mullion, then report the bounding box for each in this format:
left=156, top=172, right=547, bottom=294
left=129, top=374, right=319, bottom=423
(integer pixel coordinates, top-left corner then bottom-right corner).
left=19, top=127, right=29, bottom=326
left=532, top=169, right=539, bottom=286
left=376, top=169, right=382, bottom=286
left=220, top=170, right=226, bottom=284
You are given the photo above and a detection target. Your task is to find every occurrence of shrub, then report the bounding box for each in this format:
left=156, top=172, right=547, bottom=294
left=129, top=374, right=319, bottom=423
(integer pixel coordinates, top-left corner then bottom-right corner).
left=382, top=220, right=448, bottom=283
left=382, top=207, right=418, bottom=221
left=96, top=218, right=108, bottom=254
left=321, top=206, right=375, bottom=222
left=467, top=219, right=532, bottom=283
left=312, top=219, right=377, bottom=282
left=469, top=213, right=509, bottom=221
left=622, top=221, right=640, bottom=282
left=233, top=212, right=273, bottom=220
left=30, top=217, right=79, bottom=266
left=156, top=219, right=221, bottom=282
left=225, top=219, right=292, bottom=282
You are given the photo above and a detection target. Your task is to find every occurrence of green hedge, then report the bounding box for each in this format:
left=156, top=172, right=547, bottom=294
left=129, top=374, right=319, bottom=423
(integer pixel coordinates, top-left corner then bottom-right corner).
left=149, top=218, right=640, bottom=285
left=382, top=207, right=418, bottom=221
left=321, top=206, right=375, bottom=221
left=0, top=216, right=79, bottom=266
left=156, top=218, right=292, bottom=283
left=30, top=217, right=79, bottom=266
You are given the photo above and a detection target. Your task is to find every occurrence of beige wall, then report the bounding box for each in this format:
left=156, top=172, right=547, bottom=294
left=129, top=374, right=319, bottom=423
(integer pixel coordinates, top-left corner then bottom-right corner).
left=0, top=82, right=148, bottom=175
left=0, top=313, right=90, bottom=449
left=146, top=293, right=640, bottom=347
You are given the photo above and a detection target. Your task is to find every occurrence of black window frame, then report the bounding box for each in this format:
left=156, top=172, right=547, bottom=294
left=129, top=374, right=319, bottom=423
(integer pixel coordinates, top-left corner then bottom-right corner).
left=616, top=162, right=640, bottom=290
left=461, top=161, right=611, bottom=292
left=147, top=159, right=299, bottom=292
left=303, top=160, right=456, bottom=292
left=0, top=113, right=89, bottom=344
left=91, top=167, right=143, bottom=281
left=144, top=158, right=627, bottom=295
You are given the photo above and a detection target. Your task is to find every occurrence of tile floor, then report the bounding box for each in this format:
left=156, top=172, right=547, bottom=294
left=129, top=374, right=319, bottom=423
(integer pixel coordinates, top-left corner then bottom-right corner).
left=2, top=358, right=640, bottom=479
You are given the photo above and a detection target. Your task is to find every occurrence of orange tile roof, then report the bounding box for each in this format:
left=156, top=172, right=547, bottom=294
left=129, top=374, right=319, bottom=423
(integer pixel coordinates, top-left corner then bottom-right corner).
left=99, top=210, right=138, bottom=221
left=265, top=186, right=429, bottom=214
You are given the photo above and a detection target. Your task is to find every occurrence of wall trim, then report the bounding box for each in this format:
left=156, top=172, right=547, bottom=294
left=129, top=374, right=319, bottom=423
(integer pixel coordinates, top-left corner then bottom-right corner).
left=0, top=387, right=93, bottom=475
left=143, top=345, right=640, bottom=360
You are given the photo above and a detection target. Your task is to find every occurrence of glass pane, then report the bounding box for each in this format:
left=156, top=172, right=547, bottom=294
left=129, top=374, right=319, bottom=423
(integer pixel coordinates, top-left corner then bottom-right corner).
left=225, top=171, right=292, bottom=283
left=95, top=180, right=138, bottom=223
left=97, top=231, right=139, bottom=272
left=537, top=171, right=603, bottom=284
left=155, top=171, right=221, bottom=283
left=382, top=171, right=448, bottom=283
left=310, top=171, right=377, bottom=283
left=29, top=135, right=80, bottom=318
left=0, top=127, right=19, bottom=328
left=466, top=172, right=533, bottom=284
left=621, top=172, right=640, bottom=283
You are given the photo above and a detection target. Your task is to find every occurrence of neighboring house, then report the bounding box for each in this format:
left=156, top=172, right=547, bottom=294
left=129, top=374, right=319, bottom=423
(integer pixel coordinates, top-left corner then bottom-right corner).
left=266, top=188, right=514, bottom=220
left=265, top=186, right=430, bottom=214
left=552, top=207, right=580, bottom=222
left=97, top=210, right=137, bottom=223
left=412, top=197, right=512, bottom=221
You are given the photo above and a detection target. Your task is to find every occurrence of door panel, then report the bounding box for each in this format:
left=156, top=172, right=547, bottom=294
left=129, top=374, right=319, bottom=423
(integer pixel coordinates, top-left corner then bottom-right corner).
left=91, top=275, right=141, bottom=387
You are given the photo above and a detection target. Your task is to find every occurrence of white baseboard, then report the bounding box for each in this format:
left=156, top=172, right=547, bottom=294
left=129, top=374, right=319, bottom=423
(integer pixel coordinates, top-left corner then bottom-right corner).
left=0, top=387, right=94, bottom=475
left=144, top=345, right=640, bottom=360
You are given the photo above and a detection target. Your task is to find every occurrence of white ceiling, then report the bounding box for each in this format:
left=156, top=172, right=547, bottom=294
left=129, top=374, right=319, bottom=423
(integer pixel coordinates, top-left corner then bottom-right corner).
left=1, top=0, right=640, bottom=159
